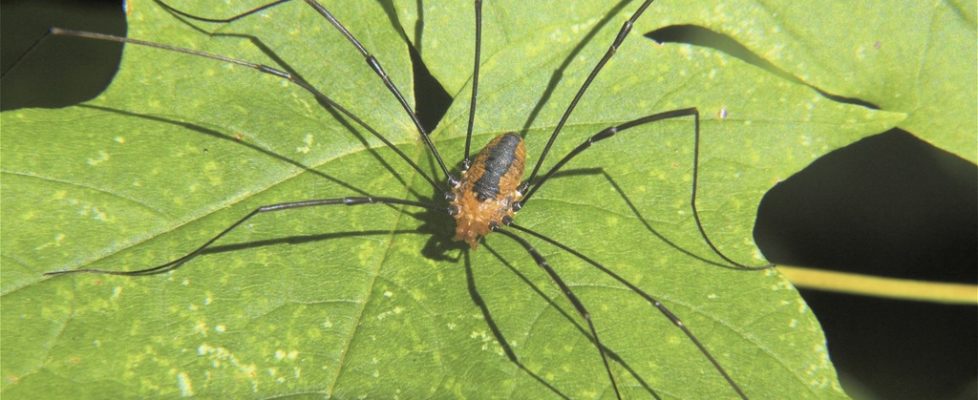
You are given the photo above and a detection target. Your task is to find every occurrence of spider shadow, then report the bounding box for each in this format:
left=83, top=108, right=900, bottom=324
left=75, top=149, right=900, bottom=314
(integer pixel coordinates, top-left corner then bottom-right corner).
left=127, top=3, right=690, bottom=396
left=158, top=2, right=432, bottom=201
left=85, top=3, right=474, bottom=262
left=471, top=243, right=663, bottom=399
left=77, top=102, right=467, bottom=263
left=155, top=0, right=726, bottom=268
left=449, top=166, right=746, bottom=398
left=78, top=103, right=416, bottom=214
left=518, top=0, right=634, bottom=136
left=528, top=167, right=741, bottom=269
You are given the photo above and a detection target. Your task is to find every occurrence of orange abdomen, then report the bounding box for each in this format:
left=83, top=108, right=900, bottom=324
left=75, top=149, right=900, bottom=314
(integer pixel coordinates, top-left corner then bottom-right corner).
left=451, top=133, right=525, bottom=248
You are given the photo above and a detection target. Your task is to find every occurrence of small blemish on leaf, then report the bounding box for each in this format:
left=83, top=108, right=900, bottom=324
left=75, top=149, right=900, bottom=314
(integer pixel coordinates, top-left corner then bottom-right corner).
left=193, top=320, right=208, bottom=336
left=176, top=371, right=194, bottom=397
left=296, top=133, right=314, bottom=154
left=796, top=299, right=810, bottom=314
left=376, top=308, right=397, bottom=320
left=86, top=150, right=110, bottom=166
left=34, top=233, right=66, bottom=251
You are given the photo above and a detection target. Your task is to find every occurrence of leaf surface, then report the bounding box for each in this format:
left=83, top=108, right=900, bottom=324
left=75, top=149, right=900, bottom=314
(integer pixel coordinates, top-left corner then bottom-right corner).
left=644, top=0, right=976, bottom=163
left=0, top=1, right=918, bottom=399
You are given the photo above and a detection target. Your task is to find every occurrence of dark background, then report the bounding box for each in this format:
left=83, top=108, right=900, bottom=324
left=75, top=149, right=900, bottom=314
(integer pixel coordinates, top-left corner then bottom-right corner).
left=2, top=1, right=975, bottom=399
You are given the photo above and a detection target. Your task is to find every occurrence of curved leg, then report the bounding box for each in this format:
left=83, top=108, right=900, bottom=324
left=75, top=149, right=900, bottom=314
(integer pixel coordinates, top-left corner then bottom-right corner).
left=483, top=243, right=661, bottom=398
left=301, top=0, right=455, bottom=184
left=509, top=223, right=750, bottom=400
left=523, top=0, right=657, bottom=187
left=156, top=0, right=456, bottom=185
left=10, top=26, right=442, bottom=192
left=463, top=249, right=571, bottom=399
left=44, top=196, right=433, bottom=277
left=520, top=108, right=771, bottom=270
left=156, top=0, right=293, bottom=24
left=493, top=228, right=622, bottom=400
left=463, top=0, right=484, bottom=165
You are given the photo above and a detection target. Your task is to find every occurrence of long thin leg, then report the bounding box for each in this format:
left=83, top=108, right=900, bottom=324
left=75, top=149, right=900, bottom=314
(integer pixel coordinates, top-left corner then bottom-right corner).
left=509, top=223, right=750, bottom=400
left=520, top=108, right=771, bottom=270
left=523, top=0, right=656, bottom=190
left=302, top=0, right=456, bottom=185
left=156, top=0, right=292, bottom=23
left=463, top=0, right=484, bottom=164
left=464, top=249, right=572, bottom=400
left=484, top=243, right=661, bottom=398
left=157, top=0, right=457, bottom=185
left=493, top=228, right=622, bottom=400
left=32, top=27, right=442, bottom=192
left=44, top=196, right=433, bottom=277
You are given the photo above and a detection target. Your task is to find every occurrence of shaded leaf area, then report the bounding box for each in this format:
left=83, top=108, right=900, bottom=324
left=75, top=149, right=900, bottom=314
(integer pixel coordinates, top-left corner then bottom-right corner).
left=1, top=1, right=906, bottom=399
left=641, top=0, right=976, bottom=164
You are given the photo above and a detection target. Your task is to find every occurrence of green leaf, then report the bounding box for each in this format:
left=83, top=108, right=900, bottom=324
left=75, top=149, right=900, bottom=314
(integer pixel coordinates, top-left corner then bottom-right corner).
left=1, top=1, right=913, bottom=399
left=644, top=1, right=977, bottom=163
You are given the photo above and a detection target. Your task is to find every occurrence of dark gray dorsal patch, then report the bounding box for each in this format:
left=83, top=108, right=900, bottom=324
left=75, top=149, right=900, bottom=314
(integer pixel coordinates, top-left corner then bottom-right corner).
left=473, top=133, right=521, bottom=201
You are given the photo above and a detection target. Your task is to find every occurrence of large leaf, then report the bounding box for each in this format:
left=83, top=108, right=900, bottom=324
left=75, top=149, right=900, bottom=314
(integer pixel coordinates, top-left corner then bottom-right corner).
left=1, top=1, right=911, bottom=399
left=646, top=1, right=977, bottom=164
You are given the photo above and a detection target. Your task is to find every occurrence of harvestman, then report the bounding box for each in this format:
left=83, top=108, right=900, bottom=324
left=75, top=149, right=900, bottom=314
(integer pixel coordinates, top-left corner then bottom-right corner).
left=29, top=0, right=772, bottom=398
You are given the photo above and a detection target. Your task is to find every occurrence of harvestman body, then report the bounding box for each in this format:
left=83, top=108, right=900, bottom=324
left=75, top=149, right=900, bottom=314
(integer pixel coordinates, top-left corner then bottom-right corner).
left=451, top=133, right=526, bottom=247
left=19, top=0, right=775, bottom=398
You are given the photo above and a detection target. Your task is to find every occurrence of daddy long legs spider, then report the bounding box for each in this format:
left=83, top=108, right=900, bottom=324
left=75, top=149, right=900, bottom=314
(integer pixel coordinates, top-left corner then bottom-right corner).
left=0, top=0, right=861, bottom=398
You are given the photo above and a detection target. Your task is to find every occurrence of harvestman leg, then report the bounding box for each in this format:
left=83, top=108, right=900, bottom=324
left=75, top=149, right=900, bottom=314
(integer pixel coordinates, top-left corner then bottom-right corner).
left=499, top=0, right=766, bottom=270
left=508, top=222, right=750, bottom=399
left=520, top=109, right=772, bottom=270
left=45, top=197, right=433, bottom=276
left=27, top=26, right=442, bottom=192
left=522, top=0, right=656, bottom=187
left=456, top=2, right=624, bottom=397
left=462, top=3, right=626, bottom=397
left=28, top=2, right=758, bottom=398
left=463, top=0, right=484, bottom=165
left=156, top=0, right=458, bottom=186
left=493, top=228, right=623, bottom=400
left=14, top=12, right=454, bottom=278
left=463, top=249, right=572, bottom=399
left=481, top=242, right=665, bottom=397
